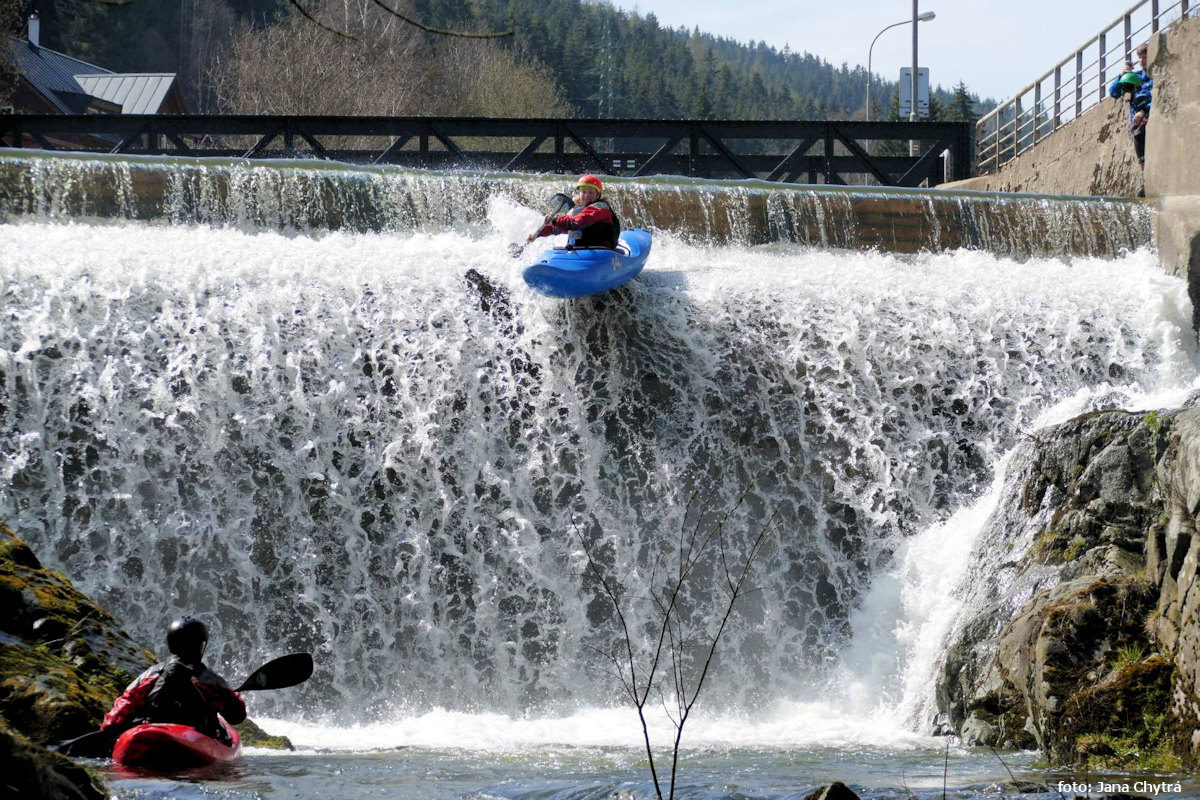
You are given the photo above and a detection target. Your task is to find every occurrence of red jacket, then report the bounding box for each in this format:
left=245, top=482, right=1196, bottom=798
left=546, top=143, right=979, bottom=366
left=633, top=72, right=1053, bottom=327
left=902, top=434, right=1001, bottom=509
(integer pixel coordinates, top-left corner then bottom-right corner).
left=538, top=200, right=620, bottom=248
left=103, top=659, right=246, bottom=733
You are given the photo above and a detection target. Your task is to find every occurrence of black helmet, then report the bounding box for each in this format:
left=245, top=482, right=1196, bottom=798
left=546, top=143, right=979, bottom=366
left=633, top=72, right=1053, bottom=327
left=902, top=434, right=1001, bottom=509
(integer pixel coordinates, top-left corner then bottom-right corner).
left=166, top=616, right=209, bottom=662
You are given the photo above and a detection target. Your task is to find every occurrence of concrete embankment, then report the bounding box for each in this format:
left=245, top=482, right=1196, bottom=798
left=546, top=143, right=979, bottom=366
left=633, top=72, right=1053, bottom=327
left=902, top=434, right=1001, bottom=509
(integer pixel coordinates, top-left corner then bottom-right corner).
left=948, top=14, right=1200, bottom=313
left=1146, top=16, right=1200, bottom=318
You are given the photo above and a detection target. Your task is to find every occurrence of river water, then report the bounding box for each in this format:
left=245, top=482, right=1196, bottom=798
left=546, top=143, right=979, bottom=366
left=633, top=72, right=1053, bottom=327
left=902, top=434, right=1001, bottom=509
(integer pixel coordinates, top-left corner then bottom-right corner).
left=2, top=167, right=1198, bottom=798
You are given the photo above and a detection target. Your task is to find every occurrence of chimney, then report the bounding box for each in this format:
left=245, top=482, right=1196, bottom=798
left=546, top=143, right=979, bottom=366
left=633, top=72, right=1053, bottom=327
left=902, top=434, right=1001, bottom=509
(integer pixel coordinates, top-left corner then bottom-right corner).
left=28, top=12, right=40, bottom=48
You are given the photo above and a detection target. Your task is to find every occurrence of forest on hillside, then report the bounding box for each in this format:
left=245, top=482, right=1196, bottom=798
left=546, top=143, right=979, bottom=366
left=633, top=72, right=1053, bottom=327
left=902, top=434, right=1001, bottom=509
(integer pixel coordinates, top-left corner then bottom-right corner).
left=2, top=0, right=991, bottom=123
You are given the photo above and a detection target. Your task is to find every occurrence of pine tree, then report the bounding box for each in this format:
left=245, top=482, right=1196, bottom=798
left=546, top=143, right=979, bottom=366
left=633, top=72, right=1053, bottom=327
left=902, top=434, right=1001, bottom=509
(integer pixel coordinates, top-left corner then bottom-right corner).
left=946, top=81, right=977, bottom=124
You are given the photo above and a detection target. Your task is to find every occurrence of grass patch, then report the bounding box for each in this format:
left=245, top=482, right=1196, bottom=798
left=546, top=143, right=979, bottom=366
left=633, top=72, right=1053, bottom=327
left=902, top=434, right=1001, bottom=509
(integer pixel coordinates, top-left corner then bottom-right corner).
left=1111, top=642, right=1146, bottom=671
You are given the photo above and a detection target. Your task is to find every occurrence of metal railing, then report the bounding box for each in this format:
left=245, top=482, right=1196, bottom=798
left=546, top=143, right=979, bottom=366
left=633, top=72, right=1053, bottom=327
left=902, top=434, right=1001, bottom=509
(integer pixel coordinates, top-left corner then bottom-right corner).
left=975, top=0, right=1194, bottom=174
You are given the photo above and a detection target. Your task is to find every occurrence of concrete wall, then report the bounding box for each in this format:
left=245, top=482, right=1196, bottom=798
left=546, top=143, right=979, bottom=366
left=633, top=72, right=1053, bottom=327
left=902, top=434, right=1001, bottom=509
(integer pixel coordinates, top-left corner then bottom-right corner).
left=948, top=97, right=1142, bottom=198
left=1145, top=16, right=1200, bottom=198
left=949, top=15, right=1200, bottom=303
left=1145, top=16, right=1200, bottom=303
left=0, top=150, right=1152, bottom=259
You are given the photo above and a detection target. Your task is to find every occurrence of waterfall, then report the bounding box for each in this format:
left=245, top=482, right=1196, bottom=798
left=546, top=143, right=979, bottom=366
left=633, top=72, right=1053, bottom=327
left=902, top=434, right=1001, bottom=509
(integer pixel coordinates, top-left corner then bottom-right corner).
left=0, top=155, right=1190, bottom=731
left=0, top=150, right=1151, bottom=257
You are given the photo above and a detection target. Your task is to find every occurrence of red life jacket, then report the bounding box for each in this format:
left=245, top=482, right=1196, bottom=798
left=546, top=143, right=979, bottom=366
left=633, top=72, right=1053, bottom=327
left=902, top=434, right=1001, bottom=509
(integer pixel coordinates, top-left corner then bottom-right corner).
left=554, top=200, right=622, bottom=248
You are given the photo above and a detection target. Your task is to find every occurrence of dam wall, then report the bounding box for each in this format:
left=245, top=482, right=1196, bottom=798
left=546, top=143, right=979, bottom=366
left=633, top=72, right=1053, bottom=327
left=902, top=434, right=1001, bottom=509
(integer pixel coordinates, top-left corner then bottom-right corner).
left=950, top=95, right=1143, bottom=199
left=0, top=150, right=1150, bottom=261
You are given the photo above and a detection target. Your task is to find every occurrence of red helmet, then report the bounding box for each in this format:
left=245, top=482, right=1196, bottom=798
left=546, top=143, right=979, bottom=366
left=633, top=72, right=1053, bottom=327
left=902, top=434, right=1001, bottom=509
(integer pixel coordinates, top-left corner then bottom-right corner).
left=576, top=174, right=603, bottom=194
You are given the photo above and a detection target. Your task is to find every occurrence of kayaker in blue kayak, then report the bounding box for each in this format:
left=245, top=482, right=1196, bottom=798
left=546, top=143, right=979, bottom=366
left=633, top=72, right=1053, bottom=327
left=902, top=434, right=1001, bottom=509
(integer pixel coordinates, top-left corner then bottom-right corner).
left=526, top=174, right=621, bottom=249
left=101, top=616, right=247, bottom=744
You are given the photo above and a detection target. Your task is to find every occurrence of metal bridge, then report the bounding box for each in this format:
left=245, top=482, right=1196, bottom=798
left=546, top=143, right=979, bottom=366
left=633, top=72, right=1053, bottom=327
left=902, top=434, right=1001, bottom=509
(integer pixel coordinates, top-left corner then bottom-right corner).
left=0, top=114, right=972, bottom=188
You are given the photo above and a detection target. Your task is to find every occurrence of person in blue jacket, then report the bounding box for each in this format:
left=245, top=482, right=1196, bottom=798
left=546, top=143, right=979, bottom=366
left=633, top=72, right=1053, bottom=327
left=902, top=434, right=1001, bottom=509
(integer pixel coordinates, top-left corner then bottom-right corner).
left=1108, top=43, right=1152, bottom=170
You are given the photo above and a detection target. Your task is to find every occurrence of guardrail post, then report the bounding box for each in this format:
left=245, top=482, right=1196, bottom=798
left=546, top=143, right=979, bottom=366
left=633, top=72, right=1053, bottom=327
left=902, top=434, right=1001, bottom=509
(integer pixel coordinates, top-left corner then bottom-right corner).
left=1053, top=64, right=1062, bottom=127
left=1033, top=83, right=1042, bottom=144
left=1124, top=13, right=1133, bottom=59
left=1012, top=99, right=1021, bottom=163
left=1152, top=0, right=1160, bottom=32
left=1076, top=50, right=1084, bottom=116
left=1099, top=32, right=1109, bottom=102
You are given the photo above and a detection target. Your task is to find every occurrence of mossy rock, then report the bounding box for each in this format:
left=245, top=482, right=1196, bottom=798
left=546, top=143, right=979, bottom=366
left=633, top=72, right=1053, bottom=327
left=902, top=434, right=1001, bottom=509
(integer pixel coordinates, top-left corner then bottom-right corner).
left=1051, top=654, right=1179, bottom=770
left=1021, top=410, right=1162, bottom=567
left=0, top=524, right=154, bottom=743
left=236, top=717, right=295, bottom=750
left=0, top=717, right=108, bottom=800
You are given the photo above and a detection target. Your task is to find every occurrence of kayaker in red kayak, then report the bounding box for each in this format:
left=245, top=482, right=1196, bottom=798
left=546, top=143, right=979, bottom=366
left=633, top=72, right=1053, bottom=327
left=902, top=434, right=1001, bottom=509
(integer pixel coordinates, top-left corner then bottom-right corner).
left=102, top=616, right=247, bottom=744
left=526, top=174, right=621, bottom=249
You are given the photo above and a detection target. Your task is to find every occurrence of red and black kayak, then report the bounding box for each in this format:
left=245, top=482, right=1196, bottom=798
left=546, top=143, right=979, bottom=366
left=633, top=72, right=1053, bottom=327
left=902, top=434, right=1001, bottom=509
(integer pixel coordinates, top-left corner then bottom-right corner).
left=112, top=722, right=241, bottom=768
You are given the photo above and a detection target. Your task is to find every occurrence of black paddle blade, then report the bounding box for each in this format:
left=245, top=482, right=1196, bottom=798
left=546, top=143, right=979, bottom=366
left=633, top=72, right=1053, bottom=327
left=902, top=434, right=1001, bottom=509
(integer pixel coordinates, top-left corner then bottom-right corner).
left=512, top=193, right=573, bottom=259
left=235, top=652, right=313, bottom=692
left=547, top=192, right=573, bottom=216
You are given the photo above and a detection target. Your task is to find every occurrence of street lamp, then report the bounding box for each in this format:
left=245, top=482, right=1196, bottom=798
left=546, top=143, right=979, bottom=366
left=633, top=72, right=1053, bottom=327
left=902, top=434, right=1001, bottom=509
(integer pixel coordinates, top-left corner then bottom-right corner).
left=865, top=10, right=934, bottom=122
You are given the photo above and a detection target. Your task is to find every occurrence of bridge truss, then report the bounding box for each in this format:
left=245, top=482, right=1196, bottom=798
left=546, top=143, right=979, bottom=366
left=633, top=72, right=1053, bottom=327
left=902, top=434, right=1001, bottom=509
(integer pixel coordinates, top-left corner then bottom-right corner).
left=1, top=114, right=972, bottom=187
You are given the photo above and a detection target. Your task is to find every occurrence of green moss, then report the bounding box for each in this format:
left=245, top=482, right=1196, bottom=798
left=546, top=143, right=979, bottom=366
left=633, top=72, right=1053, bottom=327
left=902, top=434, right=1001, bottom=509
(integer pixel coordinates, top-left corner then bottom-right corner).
left=1077, top=729, right=1182, bottom=772
left=1144, top=410, right=1162, bottom=435
left=1062, top=536, right=1089, bottom=562
left=1028, top=525, right=1072, bottom=565
left=1055, top=655, right=1176, bottom=770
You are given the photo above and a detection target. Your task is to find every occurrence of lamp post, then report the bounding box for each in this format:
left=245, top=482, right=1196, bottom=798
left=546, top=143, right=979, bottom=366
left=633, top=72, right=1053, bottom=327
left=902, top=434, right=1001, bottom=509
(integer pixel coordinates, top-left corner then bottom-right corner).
left=865, top=10, right=935, bottom=122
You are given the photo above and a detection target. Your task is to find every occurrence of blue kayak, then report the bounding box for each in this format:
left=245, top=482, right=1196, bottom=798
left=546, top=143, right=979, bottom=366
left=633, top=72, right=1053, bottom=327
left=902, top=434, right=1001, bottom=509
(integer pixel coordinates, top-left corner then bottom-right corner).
left=522, top=228, right=652, bottom=299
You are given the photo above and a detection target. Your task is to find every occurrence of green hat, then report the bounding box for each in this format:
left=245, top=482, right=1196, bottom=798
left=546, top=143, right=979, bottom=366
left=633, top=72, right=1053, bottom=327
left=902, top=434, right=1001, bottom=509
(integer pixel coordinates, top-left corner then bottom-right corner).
left=1118, top=71, right=1143, bottom=89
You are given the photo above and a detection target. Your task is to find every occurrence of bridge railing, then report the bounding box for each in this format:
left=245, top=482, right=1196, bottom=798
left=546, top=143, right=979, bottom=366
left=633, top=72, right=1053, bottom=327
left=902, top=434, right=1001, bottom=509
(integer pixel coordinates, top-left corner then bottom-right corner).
left=975, top=0, right=1194, bottom=175
left=0, top=114, right=972, bottom=188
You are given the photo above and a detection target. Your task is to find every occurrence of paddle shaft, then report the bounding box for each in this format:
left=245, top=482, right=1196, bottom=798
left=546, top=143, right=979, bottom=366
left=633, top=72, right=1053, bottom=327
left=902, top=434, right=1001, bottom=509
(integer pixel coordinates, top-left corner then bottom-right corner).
left=511, top=193, right=575, bottom=258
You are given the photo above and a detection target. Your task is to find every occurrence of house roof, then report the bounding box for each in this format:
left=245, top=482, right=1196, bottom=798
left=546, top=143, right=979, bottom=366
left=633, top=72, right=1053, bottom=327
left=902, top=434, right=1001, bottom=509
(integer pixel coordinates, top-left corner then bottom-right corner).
left=6, top=37, right=186, bottom=115
left=7, top=38, right=104, bottom=114
left=75, top=73, right=181, bottom=115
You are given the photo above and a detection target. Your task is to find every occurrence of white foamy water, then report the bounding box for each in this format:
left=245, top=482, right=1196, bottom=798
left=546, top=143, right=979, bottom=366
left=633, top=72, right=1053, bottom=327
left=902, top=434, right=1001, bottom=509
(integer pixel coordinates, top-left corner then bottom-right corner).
left=1, top=204, right=1195, bottom=753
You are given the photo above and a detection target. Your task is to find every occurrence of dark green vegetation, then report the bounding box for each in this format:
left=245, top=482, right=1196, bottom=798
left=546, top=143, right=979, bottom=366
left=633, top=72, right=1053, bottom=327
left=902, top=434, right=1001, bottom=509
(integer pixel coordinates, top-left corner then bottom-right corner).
left=7, top=0, right=989, bottom=121
left=416, top=0, right=986, bottom=121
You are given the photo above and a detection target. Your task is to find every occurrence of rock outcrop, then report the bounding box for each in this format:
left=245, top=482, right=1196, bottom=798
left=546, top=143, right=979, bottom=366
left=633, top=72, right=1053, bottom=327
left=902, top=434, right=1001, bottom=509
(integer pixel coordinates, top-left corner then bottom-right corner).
left=0, top=523, right=157, bottom=742
left=0, top=522, right=156, bottom=795
left=0, top=719, right=108, bottom=800
left=936, top=401, right=1200, bottom=769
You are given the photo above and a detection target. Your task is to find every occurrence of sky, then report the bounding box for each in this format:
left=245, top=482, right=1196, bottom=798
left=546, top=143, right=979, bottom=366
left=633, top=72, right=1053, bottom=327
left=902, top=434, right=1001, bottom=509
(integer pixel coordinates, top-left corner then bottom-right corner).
left=603, top=0, right=1152, bottom=101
